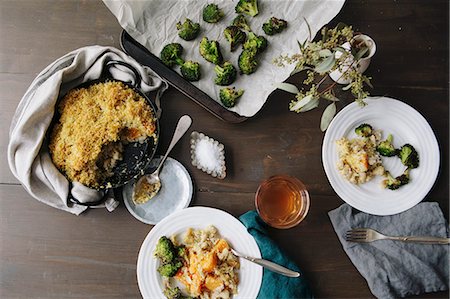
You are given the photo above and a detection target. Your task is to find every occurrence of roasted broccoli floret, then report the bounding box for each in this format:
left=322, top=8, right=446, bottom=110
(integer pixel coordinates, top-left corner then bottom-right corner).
left=219, top=87, right=244, bottom=108
left=199, top=37, right=223, bottom=65
left=398, top=144, right=419, bottom=169
left=355, top=123, right=373, bottom=137
left=262, top=17, right=288, bottom=35
left=203, top=3, right=224, bottom=23
left=224, top=26, right=247, bottom=51
left=232, top=14, right=251, bottom=31
left=176, top=18, right=200, bottom=41
left=238, top=50, right=258, bottom=74
left=163, top=286, right=183, bottom=299
left=154, top=236, right=176, bottom=264
left=382, top=170, right=410, bottom=190
left=180, top=60, right=201, bottom=81
left=214, top=62, right=237, bottom=85
left=163, top=286, right=193, bottom=299
left=235, top=0, right=259, bottom=17
left=157, top=260, right=183, bottom=277
left=160, top=43, right=185, bottom=68
left=243, top=32, right=267, bottom=55
left=377, top=134, right=397, bottom=157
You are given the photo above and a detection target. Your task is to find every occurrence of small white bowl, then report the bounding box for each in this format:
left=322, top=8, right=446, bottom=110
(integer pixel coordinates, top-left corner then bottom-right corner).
left=190, top=131, right=226, bottom=179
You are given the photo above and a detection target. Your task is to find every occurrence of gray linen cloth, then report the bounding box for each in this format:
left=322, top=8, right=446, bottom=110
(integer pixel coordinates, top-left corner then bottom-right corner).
left=8, top=46, right=167, bottom=215
left=329, top=203, right=449, bottom=298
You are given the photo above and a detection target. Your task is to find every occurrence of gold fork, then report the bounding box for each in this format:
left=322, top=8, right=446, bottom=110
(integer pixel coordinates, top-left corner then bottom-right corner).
left=345, top=228, right=450, bottom=244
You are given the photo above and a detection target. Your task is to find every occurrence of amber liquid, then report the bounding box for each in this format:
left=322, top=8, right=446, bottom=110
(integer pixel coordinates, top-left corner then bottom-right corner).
left=256, top=175, right=309, bottom=229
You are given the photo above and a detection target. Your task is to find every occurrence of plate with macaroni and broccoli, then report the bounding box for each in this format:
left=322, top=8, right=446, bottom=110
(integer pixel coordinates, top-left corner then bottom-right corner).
left=322, top=97, right=440, bottom=215
left=137, top=207, right=262, bottom=299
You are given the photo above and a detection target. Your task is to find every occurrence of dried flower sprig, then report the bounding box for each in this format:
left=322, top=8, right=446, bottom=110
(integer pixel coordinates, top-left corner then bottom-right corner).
left=273, top=22, right=373, bottom=131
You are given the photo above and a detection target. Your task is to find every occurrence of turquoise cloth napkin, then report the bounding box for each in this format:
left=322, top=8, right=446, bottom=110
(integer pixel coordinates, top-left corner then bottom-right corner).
left=240, top=210, right=314, bottom=299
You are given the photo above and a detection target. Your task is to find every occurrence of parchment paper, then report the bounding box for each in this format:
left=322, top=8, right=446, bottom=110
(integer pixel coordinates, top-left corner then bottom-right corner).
left=104, top=0, right=345, bottom=117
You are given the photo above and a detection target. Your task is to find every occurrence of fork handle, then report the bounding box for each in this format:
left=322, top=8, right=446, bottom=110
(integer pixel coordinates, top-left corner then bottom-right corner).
left=388, top=236, right=450, bottom=244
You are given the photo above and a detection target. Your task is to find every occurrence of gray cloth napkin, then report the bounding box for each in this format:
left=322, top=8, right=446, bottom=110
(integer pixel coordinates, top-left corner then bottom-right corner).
left=328, top=203, right=449, bottom=298
left=8, top=46, right=168, bottom=215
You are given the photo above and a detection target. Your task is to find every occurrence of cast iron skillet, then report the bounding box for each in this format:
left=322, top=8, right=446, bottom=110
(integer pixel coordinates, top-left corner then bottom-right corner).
left=50, top=60, right=160, bottom=206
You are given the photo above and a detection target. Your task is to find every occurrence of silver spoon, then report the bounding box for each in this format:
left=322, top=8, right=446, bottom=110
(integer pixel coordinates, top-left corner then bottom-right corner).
left=132, top=115, right=192, bottom=204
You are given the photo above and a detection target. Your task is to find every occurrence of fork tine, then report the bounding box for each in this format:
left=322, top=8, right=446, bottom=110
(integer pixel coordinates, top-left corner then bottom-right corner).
left=345, top=229, right=369, bottom=242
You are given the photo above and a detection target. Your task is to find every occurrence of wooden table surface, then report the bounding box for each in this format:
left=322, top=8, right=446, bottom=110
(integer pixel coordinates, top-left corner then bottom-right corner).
left=1, top=0, right=448, bottom=298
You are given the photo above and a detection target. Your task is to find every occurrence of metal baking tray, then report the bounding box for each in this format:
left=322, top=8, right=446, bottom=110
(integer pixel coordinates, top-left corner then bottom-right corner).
left=120, top=31, right=248, bottom=123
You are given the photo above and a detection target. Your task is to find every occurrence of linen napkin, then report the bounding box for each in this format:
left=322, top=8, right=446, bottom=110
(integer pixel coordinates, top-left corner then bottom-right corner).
left=8, top=46, right=168, bottom=215
left=328, top=203, right=449, bottom=298
left=240, top=210, right=313, bottom=299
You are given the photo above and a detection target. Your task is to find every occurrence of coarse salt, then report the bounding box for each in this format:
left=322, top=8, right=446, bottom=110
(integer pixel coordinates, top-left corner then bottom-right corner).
left=195, top=139, right=221, bottom=172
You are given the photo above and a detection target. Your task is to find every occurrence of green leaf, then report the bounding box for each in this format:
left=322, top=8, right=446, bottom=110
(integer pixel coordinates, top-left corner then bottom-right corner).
left=342, top=82, right=353, bottom=91
left=300, top=97, right=319, bottom=112
left=333, top=46, right=347, bottom=53
left=290, top=94, right=313, bottom=111
left=363, top=76, right=373, bottom=88
left=314, top=55, right=336, bottom=73
left=319, top=49, right=333, bottom=57
left=354, top=47, right=369, bottom=60
left=273, top=82, right=300, bottom=94
left=336, top=22, right=347, bottom=31
left=321, top=94, right=340, bottom=102
left=320, top=102, right=336, bottom=131
left=303, top=17, right=312, bottom=41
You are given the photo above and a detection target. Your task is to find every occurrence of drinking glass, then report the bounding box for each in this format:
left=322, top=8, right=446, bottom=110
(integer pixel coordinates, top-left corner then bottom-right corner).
left=255, top=175, right=310, bottom=229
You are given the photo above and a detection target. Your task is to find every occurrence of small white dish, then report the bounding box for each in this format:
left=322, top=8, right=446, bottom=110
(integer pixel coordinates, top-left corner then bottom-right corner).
left=122, top=156, right=193, bottom=224
left=190, top=131, right=226, bottom=179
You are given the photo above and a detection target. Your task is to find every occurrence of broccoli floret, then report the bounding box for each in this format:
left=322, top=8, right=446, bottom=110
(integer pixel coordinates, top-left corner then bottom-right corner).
left=382, top=170, right=410, bottom=190
left=157, top=260, right=182, bottom=277
left=232, top=14, right=251, bottom=32
left=355, top=123, right=373, bottom=137
left=262, top=17, right=288, bottom=35
left=219, top=87, right=244, bottom=108
left=214, top=62, right=237, bottom=85
left=154, top=236, right=176, bottom=264
left=377, top=134, right=397, bottom=157
left=243, top=32, right=267, bottom=55
left=177, top=246, right=187, bottom=258
left=224, top=26, right=246, bottom=52
left=398, top=144, right=419, bottom=169
left=180, top=60, right=201, bottom=81
left=163, top=286, right=183, bottom=299
left=160, top=43, right=185, bottom=68
left=235, top=0, right=259, bottom=17
left=176, top=18, right=200, bottom=41
left=199, top=37, right=223, bottom=65
left=203, top=3, right=224, bottom=23
left=238, top=50, right=258, bottom=74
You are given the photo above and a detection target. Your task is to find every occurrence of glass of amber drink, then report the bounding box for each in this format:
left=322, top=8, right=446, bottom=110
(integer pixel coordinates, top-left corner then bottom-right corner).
left=255, top=175, right=310, bottom=229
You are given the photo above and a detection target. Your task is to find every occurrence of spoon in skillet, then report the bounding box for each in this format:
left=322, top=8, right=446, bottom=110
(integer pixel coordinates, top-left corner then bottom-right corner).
left=132, top=115, right=192, bottom=204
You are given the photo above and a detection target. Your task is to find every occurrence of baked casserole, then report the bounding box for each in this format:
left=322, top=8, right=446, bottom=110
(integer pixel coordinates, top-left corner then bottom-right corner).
left=49, top=81, right=157, bottom=188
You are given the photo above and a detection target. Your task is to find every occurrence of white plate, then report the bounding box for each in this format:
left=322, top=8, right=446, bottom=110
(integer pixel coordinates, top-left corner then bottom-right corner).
left=123, top=156, right=193, bottom=224
left=322, top=97, right=440, bottom=215
left=137, top=207, right=263, bottom=299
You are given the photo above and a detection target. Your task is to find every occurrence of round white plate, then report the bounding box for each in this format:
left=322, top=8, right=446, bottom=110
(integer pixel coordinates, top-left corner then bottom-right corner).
left=322, top=97, right=440, bottom=215
left=137, top=207, right=262, bottom=299
left=123, top=156, right=193, bottom=224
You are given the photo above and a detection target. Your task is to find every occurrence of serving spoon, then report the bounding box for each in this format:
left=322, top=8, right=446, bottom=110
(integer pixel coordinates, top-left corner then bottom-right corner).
left=132, top=115, right=192, bottom=204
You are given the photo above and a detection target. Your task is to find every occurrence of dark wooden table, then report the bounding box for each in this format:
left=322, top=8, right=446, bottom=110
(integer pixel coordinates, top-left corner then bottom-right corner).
left=1, top=0, right=448, bottom=298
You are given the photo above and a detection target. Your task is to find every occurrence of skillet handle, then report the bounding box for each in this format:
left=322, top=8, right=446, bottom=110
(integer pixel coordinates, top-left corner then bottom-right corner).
left=67, top=182, right=108, bottom=207
left=102, top=60, right=142, bottom=88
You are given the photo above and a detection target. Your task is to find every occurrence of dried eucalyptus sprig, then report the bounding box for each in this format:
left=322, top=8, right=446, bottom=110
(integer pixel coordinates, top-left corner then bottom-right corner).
left=273, top=22, right=373, bottom=131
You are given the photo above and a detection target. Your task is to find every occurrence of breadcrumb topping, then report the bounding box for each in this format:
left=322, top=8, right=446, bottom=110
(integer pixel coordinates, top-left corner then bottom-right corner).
left=49, top=81, right=156, bottom=188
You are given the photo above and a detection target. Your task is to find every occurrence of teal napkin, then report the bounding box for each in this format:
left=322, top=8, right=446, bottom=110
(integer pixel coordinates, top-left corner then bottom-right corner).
left=240, top=210, right=314, bottom=299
